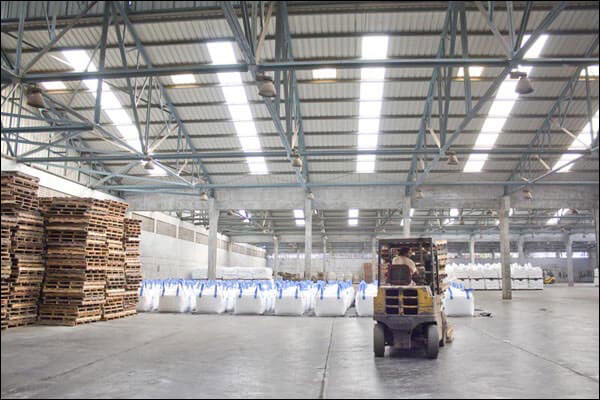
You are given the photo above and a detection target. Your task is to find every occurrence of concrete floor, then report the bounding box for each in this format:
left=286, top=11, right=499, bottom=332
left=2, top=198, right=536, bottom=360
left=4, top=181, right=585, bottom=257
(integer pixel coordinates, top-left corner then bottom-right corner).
left=1, top=285, right=598, bottom=399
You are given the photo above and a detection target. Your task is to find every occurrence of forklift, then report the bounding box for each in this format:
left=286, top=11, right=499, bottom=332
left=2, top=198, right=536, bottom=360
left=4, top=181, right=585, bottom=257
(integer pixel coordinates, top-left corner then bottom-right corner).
left=373, top=238, right=449, bottom=359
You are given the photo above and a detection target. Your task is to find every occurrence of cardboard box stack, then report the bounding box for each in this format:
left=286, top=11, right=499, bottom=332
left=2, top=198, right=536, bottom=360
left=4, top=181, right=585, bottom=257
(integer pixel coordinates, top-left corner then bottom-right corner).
left=1, top=172, right=45, bottom=329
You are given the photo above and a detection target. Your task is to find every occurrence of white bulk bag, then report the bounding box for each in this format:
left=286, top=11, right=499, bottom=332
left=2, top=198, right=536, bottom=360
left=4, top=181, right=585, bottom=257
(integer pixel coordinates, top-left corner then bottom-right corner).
left=314, top=284, right=349, bottom=317
left=158, top=283, right=190, bottom=313
left=484, top=279, right=500, bottom=290
left=234, top=285, right=267, bottom=315
left=195, top=283, right=228, bottom=314
left=355, top=282, right=378, bottom=317
left=274, top=286, right=306, bottom=316
left=444, top=286, right=475, bottom=317
left=527, top=279, right=543, bottom=290
left=470, top=279, right=485, bottom=290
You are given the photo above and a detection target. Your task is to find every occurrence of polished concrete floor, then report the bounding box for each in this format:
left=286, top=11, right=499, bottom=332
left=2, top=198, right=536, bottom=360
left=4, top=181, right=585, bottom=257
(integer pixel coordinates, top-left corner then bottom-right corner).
left=1, top=285, right=598, bottom=399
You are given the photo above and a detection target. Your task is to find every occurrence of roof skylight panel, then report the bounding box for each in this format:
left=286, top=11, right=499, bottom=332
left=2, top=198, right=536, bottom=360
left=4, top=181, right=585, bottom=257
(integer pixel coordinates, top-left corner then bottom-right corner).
left=553, top=109, right=599, bottom=172
left=206, top=42, right=268, bottom=175
left=313, top=68, right=337, bottom=80
left=356, top=36, right=389, bottom=173
left=294, top=209, right=305, bottom=226
left=463, top=35, right=549, bottom=173
left=62, top=50, right=143, bottom=153
left=457, top=66, right=484, bottom=78
left=41, top=81, right=66, bottom=90
left=348, top=208, right=359, bottom=226
left=171, top=74, right=196, bottom=85
left=547, top=208, right=568, bottom=225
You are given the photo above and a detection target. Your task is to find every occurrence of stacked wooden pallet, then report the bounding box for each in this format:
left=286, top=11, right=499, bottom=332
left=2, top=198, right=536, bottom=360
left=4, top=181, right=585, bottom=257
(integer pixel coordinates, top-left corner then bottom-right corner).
left=39, top=198, right=110, bottom=326
left=1, top=172, right=45, bottom=329
left=102, top=200, right=130, bottom=320
left=123, top=218, right=142, bottom=315
left=1, top=215, right=15, bottom=330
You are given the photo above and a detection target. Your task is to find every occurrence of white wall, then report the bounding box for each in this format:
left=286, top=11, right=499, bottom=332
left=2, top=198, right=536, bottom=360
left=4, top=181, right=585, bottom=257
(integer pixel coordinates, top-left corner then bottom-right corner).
left=2, top=156, right=267, bottom=281
left=133, top=211, right=266, bottom=280
left=268, top=252, right=371, bottom=278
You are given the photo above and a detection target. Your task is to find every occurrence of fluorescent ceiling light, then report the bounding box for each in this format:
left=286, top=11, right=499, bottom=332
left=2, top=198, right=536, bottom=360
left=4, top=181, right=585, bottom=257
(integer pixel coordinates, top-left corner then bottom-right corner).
left=296, top=219, right=305, bottom=227
left=457, top=66, right=484, bottom=78
left=171, top=74, right=196, bottom=84
left=41, top=81, right=66, bottom=90
left=449, top=208, right=460, bottom=217
left=361, top=36, right=389, bottom=59
left=105, top=109, right=132, bottom=125
left=410, top=208, right=415, bottom=217
left=313, top=68, right=336, bottom=79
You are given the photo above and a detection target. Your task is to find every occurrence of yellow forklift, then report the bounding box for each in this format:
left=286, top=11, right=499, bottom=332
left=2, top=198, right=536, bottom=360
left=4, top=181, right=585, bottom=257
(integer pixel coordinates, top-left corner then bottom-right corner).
left=373, top=238, right=448, bottom=359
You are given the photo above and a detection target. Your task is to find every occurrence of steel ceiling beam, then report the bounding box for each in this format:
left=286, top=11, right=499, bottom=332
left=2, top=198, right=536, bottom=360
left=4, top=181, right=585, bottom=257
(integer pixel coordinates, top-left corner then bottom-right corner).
left=410, top=2, right=569, bottom=193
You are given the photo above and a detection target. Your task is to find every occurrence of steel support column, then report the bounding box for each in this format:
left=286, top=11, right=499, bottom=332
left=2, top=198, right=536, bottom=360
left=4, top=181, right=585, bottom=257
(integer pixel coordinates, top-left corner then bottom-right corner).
left=470, top=235, right=476, bottom=264
left=403, top=196, right=411, bottom=238
left=207, top=197, right=219, bottom=280
left=566, top=234, right=574, bottom=287
left=304, top=198, right=313, bottom=279
left=518, top=235, right=526, bottom=264
left=594, top=202, right=599, bottom=270
left=322, top=236, right=327, bottom=275
left=273, top=235, right=280, bottom=279
left=499, top=195, right=512, bottom=299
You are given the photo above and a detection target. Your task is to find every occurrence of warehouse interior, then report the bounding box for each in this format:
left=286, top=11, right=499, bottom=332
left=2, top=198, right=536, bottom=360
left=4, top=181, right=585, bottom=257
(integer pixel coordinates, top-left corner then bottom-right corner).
left=1, top=1, right=599, bottom=399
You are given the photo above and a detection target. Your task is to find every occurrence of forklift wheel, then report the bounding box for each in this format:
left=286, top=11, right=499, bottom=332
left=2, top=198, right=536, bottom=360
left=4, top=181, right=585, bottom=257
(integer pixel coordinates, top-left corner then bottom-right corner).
left=374, top=323, right=386, bottom=357
left=426, top=324, right=439, bottom=359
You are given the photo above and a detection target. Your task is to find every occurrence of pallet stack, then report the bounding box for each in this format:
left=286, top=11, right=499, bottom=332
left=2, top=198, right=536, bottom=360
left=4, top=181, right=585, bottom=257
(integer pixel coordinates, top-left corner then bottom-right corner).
left=39, top=198, right=110, bottom=326
left=123, top=218, right=142, bottom=315
left=1, top=216, right=16, bottom=330
left=102, top=200, right=129, bottom=320
left=1, top=172, right=45, bottom=329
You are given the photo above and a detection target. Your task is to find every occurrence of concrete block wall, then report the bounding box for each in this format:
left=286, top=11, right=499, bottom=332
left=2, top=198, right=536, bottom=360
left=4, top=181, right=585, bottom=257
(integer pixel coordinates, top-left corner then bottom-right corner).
left=134, top=212, right=266, bottom=280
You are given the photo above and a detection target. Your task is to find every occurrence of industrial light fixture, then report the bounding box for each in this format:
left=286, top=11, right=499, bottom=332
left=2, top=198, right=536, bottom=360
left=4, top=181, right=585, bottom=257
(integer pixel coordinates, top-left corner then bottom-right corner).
left=306, top=191, right=315, bottom=200
left=510, top=71, right=534, bottom=95
left=446, top=150, right=459, bottom=166
left=143, top=160, right=155, bottom=170
left=25, top=85, right=45, bottom=108
left=416, top=188, right=424, bottom=200
left=523, top=187, right=533, bottom=201
left=256, top=73, right=276, bottom=98
left=292, top=153, right=303, bottom=168
left=199, top=192, right=209, bottom=201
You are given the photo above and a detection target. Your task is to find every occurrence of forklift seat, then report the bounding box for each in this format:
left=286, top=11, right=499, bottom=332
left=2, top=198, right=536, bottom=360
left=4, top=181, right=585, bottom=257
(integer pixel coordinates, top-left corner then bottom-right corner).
left=389, top=264, right=413, bottom=286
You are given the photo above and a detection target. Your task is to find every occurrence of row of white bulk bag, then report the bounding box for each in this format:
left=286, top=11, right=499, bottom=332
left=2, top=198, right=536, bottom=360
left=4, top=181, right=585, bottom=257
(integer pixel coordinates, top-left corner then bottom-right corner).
left=314, top=282, right=355, bottom=317
left=355, top=281, right=378, bottom=317
left=444, top=282, right=475, bottom=317
left=447, top=262, right=543, bottom=280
